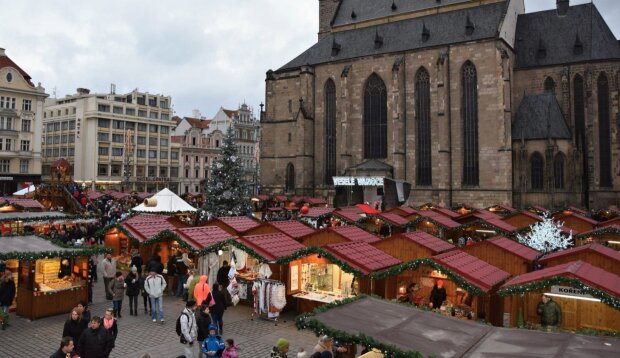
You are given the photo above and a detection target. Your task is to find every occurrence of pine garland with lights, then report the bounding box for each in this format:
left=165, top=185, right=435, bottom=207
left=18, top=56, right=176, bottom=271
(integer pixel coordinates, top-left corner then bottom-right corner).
left=94, top=223, right=141, bottom=246
left=141, top=230, right=197, bottom=253
left=202, top=125, right=252, bottom=217
left=0, top=234, right=111, bottom=261
left=498, top=276, right=620, bottom=310
left=369, top=258, right=486, bottom=296
left=0, top=213, right=99, bottom=224
left=574, top=225, right=620, bottom=240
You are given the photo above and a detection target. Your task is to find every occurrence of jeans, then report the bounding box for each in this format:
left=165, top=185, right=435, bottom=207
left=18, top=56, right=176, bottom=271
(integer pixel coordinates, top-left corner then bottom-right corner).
left=113, top=299, right=123, bottom=314
left=211, top=312, right=224, bottom=334
left=177, top=275, right=187, bottom=297
left=150, top=296, right=164, bottom=321
left=143, top=295, right=152, bottom=312
left=104, top=277, right=113, bottom=299
left=128, top=295, right=138, bottom=313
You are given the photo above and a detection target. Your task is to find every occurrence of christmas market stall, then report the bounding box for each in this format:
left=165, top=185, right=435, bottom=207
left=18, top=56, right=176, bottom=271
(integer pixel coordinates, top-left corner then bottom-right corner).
left=501, top=210, right=542, bottom=231
left=243, top=220, right=316, bottom=240
left=372, top=231, right=455, bottom=263
left=499, top=261, right=620, bottom=332
left=538, top=243, right=620, bottom=276
left=408, top=210, right=461, bottom=240
left=552, top=210, right=598, bottom=235
left=0, top=197, right=45, bottom=212
left=485, top=204, right=517, bottom=216
left=288, top=241, right=400, bottom=313
left=330, top=207, right=365, bottom=226
left=575, top=225, right=620, bottom=249
left=132, top=187, right=197, bottom=225
left=0, top=211, right=97, bottom=236
left=452, top=210, right=517, bottom=242
left=371, top=250, right=511, bottom=326
left=204, top=216, right=261, bottom=237
left=0, top=235, right=109, bottom=320
left=175, top=226, right=234, bottom=280
left=298, top=225, right=381, bottom=248
left=384, top=205, right=423, bottom=221
left=296, top=295, right=620, bottom=358
left=358, top=212, right=410, bottom=237
left=297, top=207, right=335, bottom=228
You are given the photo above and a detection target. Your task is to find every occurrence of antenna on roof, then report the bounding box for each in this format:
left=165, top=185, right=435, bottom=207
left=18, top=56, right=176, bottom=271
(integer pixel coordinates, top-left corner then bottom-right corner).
left=53, top=86, right=57, bottom=99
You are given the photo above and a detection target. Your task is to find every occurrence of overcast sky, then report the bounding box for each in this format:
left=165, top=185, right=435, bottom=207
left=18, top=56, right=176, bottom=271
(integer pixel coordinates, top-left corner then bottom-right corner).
left=1, top=0, right=618, bottom=118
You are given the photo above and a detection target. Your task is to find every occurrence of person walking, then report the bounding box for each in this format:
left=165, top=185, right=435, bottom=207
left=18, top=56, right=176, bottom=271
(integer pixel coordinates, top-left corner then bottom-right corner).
left=139, top=272, right=152, bottom=315
left=196, top=303, right=213, bottom=357
left=89, top=255, right=98, bottom=283
left=108, top=272, right=126, bottom=318
left=200, top=324, right=224, bottom=357
left=176, top=253, right=191, bottom=298
left=62, top=308, right=88, bottom=348
left=193, top=275, right=212, bottom=307
left=50, top=336, right=77, bottom=358
left=0, top=271, right=16, bottom=315
left=77, top=316, right=114, bottom=358
left=537, top=294, right=562, bottom=331
left=125, top=266, right=141, bottom=316
left=130, top=250, right=143, bottom=275
left=102, top=254, right=116, bottom=301
left=102, top=308, right=118, bottom=345
left=210, top=283, right=226, bottom=334
left=180, top=300, right=198, bottom=358
left=144, top=270, right=167, bottom=323
left=221, top=339, right=238, bottom=358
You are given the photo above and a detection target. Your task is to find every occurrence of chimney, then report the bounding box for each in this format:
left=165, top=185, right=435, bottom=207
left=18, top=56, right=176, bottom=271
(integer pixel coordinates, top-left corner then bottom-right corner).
left=318, top=0, right=340, bottom=41
left=0, top=48, right=5, bottom=56
left=76, top=88, right=91, bottom=96
left=192, top=109, right=201, bottom=118
left=557, top=0, right=569, bottom=16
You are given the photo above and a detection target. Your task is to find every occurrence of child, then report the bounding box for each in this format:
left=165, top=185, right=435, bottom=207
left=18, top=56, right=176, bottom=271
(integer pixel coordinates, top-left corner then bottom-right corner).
left=221, top=338, right=238, bottom=358
left=201, top=324, right=224, bottom=357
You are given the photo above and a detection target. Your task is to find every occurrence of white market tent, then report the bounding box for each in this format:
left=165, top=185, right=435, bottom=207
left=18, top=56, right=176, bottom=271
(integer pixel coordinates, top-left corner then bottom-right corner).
left=13, top=184, right=35, bottom=196
left=131, top=188, right=197, bottom=213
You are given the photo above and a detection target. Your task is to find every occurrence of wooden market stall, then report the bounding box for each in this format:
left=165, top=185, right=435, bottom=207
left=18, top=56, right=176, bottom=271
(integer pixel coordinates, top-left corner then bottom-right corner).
left=485, top=204, right=517, bottom=216
left=538, top=243, right=620, bottom=276
left=298, top=225, right=381, bottom=248
left=499, top=261, right=620, bottom=332
left=0, top=235, right=107, bottom=320
left=384, top=205, right=423, bottom=221
left=0, top=211, right=98, bottom=236
left=575, top=225, right=620, bottom=249
left=552, top=210, right=598, bottom=235
left=176, top=225, right=234, bottom=278
left=372, top=231, right=455, bottom=263
left=330, top=207, right=365, bottom=226
left=0, top=197, right=45, bottom=212
left=409, top=210, right=461, bottom=240
left=298, top=207, right=336, bottom=228
left=501, top=210, right=542, bottom=231
left=204, top=216, right=261, bottom=237
left=243, top=220, right=316, bottom=240
left=359, top=212, right=409, bottom=237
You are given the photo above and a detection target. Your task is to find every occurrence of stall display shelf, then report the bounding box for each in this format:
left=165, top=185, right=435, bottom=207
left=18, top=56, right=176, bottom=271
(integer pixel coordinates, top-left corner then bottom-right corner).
left=35, top=259, right=60, bottom=283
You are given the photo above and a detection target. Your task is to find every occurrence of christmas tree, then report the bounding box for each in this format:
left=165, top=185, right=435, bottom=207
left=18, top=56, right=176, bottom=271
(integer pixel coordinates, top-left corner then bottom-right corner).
left=202, top=125, right=253, bottom=217
left=517, top=213, right=573, bottom=254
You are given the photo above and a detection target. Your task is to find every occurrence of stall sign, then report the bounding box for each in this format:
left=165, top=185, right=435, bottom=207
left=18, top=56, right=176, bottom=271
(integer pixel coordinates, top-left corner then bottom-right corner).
left=550, top=285, right=595, bottom=300
left=332, top=176, right=384, bottom=186
left=136, top=176, right=170, bottom=183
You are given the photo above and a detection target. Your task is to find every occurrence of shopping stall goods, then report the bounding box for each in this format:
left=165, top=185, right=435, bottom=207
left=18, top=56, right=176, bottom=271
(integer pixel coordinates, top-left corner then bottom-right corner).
left=296, top=295, right=619, bottom=358
left=0, top=235, right=110, bottom=320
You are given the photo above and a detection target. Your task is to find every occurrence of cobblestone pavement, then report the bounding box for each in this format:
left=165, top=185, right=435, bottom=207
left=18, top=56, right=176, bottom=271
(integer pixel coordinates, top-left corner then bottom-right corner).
left=1, top=262, right=320, bottom=358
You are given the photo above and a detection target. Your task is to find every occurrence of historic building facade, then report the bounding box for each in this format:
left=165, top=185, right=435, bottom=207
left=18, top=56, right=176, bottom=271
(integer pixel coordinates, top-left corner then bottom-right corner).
left=0, top=48, right=48, bottom=195
left=260, top=0, right=620, bottom=209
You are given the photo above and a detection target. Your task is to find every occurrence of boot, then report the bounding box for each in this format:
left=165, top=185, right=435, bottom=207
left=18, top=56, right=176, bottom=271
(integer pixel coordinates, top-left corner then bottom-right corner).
left=129, top=307, right=134, bottom=316
left=117, top=309, right=122, bottom=318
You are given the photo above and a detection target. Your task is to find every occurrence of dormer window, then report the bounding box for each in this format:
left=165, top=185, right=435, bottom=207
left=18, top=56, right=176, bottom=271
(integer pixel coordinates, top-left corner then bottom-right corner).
left=465, top=15, right=475, bottom=36
left=6, top=72, right=12, bottom=82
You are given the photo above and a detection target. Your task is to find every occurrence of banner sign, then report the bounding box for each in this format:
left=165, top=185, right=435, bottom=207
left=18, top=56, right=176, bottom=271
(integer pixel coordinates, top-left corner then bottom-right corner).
left=332, top=176, right=384, bottom=186
left=550, top=285, right=595, bottom=299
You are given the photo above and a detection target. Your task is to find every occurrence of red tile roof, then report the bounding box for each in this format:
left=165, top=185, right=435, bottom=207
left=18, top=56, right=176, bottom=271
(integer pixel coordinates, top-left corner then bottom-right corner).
left=254, top=194, right=270, bottom=201
left=2, top=198, right=44, bottom=209
left=433, top=250, right=511, bottom=292
left=124, top=220, right=178, bottom=242
left=238, top=233, right=305, bottom=261
left=378, top=212, right=410, bottom=226
left=330, top=225, right=381, bottom=244
left=215, top=216, right=261, bottom=234
left=529, top=205, right=550, bottom=214
left=303, top=207, right=335, bottom=218
left=332, top=210, right=364, bottom=223
left=484, top=218, right=517, bottom=233
left=486, top=204, right=517, bottom=213
left=291, top=196, right=305, bottom=202
left=107, top=191, right=130, bottom=200
left=177, top=226, right=232, bottom=250
left=501, top=210, right=542, bottom=228
left=395, top=206, right=419, bottom=215
left=502, top=261, right=620, bottom=297
left=269, top=221, right=315, bottom=239
left=86, top=191, right=105, bottom=200
left=274, top=195, right=288, bottom=202
left=576, top=224, right=620, bottom=238
left=184, top=117, right=211, bottom=129
left=486, top=236, right=539, bottom=262
left=432, top=207, right=460, bottom=219
left=305, top=197, right=327, bottom=205
left=222, top=109, right=239, bottom=118
left=419, top=211, right=461, bottom=229
left=132, top=192, right=153, bottom=200
left=124, top=213, right=171, bottom=225
left=539, top=243, right=620, bottom=264
left=0, top=54, right=34, bottom=86
left=399, top=232, right=455, bottom=254
left=326, top=241, right=401, bottom=275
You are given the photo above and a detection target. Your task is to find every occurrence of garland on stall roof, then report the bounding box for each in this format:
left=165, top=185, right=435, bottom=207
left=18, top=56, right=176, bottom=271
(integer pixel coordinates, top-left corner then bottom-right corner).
left=295, top=295, right=425, bottom=358
left=94, top=223, right=141, bottom=246
left=455, top=219, right=512, bottom=237
left=275, top=247, right=364, bottom=277
left=498, top=276, right=620, bottom=310
left=0, top=234, right=111, bottom=261
left=364, top=215, right=408, bottom=229
left=0, top=213, right=100, bottom=224
left=195, top=238, right=271, bottom=263
left=574, top=226, right=620, bottom=240
left=141, top=230, right=198, bottom=254
left=369, top=258, right=486, bottom=296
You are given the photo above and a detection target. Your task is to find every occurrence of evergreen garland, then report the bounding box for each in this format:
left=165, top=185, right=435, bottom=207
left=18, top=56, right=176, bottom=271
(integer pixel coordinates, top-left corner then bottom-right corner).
left=94, top=223, right=141, bottom=246
left=0, top=234, right=111, bottom=260
left=202, top=125, right=252, bottom=217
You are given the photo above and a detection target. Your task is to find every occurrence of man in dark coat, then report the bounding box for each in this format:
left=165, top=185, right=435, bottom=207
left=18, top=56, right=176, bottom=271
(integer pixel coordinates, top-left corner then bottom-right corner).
left=537, top=294, right=562, bottom=330
left=429, top=280, right=447, bottom=310
left=50, top=336, right=76, bottom=358
left=216, top=261, right=230, bottom=288
left=210, top=283, right=227, bottom=334
left=0, top=272, right=16, bottom=314
left=77, top=316, right=114, bottom=358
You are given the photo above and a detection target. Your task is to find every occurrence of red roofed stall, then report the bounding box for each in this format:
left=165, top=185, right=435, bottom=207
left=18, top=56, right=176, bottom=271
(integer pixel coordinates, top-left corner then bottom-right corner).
left=203, top=216, right=261, bottom=236
left=298, top=225, right=381, bottom=247
left=539, top=243, right=620, bottom=276
left=358, top=212, right=410, bottom=237
left=575, top=224, right=620, bottom=250
left=242, top=220, right=316, bottom=240
left=499, top=261, right=620, bottom=332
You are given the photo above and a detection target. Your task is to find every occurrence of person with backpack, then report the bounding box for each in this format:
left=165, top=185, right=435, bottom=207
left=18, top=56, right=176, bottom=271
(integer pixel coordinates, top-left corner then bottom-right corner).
left=200, top=324, right=224, bottom=357
left=144, top=270, right=167, bottom=323
left=177, top=300, right=198, bottom=358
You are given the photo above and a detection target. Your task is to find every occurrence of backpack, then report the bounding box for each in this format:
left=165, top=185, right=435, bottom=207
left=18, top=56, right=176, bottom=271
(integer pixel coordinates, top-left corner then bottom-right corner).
left=176, top=311, right=191, bottom=343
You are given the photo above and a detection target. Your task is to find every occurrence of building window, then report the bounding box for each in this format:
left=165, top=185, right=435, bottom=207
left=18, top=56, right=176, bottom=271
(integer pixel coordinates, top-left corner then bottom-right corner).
left=137, top=149, right=145, bottom=158
left=149, top=124, right=158, bottom=133
left=54, top=122, right=60, bottom=131
left=69, top=120, right=75, bottom=129
left=69, top=134, right=75, bottom=143
left=160, top=167, right=168, bottom=177
left=98, top=104, right=110, bottom=112
left=137, top=136, right=146, bottom=145
left=0, top=97, right=16, bottom=109
left=149, top=137, right=158, bottom=146
left=160, top=138, right=168, bottom=146
left=112, top=147, right=124, bottom=156
left=125, top=122, right=135, bottom=130
left=285, top=163, right=295, bottom=192
left=170, top=167, right=178, bottom=177
left=324, top=79, right=337, bottom=185
left=126, top=108, right=136, bottom=116
left=20, top=140, right=30, bottom=152
left=148, top=150, right=157, bottom=158
left=149, top=111, right=159, bottom=119
left=113, top=120, right=124, bottom=129
left=113, top=107, right=123, bottom=114
left=598, top=73, right=612, bottom=188
left=148, top=166, right=156, bottom=176
left=136, top=166, right=145, bottom=176
left=60, top=148, right=67, bottom=157
left=195, top=169, right=199, bottom=178
left=0, top=117, right=13, bottom=130
left=112, top=134, right=124, bottom=143
left=138, top=110, right=147, bottom=118
left=216, top=140, right=220, bottom=147
left=4, top=138, right=11, bottom=150
left=530, top=152, right=544, bottom=190
left=363, top=73, right=388, bottom=159
left=61, top=134, right=68, bottom=143
left=161, top=113, right=169, bottom=120
left=171, top=151, right=179, bottom=160
left=98, top=164, right=108, bottom=176
left=160, top=126, right=169, bottom=134
left=462, top=61, right=479, bottom=186
left=62, top=121, right=68, bottom=130
left=111, top=164, right=121, bottom=176
left=160, top=151, right=168, bottom=159
left=98, top=118, right=110, bottom=128
left=554, top=152, right=565, bottom=190
left=544, top=76, right=555, bottom=94
left=19, top=160, right=28, bottom=174
left=0, top=160, right=9, bottom=173
left=185, top=169, right=189, bottom=178
left=192, top=137, right=197, bottom=146
left=416, top=67, right=432, bottom=186
left=68, top=148, right=75, bottom=156
left=574, top=74, right=585, bottom=150
left=98, top=147, right=109, bottom=156
left=22, top=99, right=32, bottom=111
left=137, top=123, right=147, bottom=132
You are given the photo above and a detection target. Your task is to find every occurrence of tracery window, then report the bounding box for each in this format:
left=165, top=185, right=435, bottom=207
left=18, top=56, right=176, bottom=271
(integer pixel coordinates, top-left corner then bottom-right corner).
left=285, top=163, right=295, bottom=192
left=554, top=152, right=565, bottom=190
left=462, top=61, right=479, bottom=186
left=531, top=152, right=544, bottom=190
left=598, top=73, right=612, bottom=187
left=325, top=79, right=337, bottom=184
left=363, top=73, right=387, bottom=159
left=415, top=67, right=432, bottom=186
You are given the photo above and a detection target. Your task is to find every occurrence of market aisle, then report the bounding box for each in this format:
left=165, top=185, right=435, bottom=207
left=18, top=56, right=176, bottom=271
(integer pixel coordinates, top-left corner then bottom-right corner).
left=1, top=260, right=319, bottom=357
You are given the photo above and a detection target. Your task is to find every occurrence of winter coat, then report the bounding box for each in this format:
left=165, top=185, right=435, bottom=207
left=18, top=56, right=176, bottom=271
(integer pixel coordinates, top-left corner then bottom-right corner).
left=201, top=334, right=225, bottom=356
left=196, top=309, right=213, bottom=341
left=270, top=347, right=288, bottom=358
left=210, top=284, right=227, bottom=317
left=187, top=275, right=201, bottom=302
left=193, top=275, right=211, bottom=307
left=102, top=259, right=116, bottom=279
left=77, top=326, right=114, bottom=358
left=222, top=345, right=238, bottom=358
left=537, top=299, right=562, bottom=326
left=124, top=272, right=141, bottom=297
left=429, top=285, right=447, bottom=309
left=102, top=317, right=118, bottom=341
left=216, top=265, right=230, bottom=287
left=144, top=274, right=167, bottom=298
left=139, top=275, right=149, bottom=297
left=108, top=278, right=125, bottom=301
left=180, top=308, right=197, bottom=344
left=0, top=277, right=16, bottom=306
left=146, top=259, right=163, bottom=275
left=130, top=255, right=143, bottom=274
left=62, top=318, right=87, bottom=347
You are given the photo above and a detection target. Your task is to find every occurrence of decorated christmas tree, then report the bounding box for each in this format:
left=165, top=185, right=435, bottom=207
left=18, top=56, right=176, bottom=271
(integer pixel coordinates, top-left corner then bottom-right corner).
left=517, top=213, right=573, bottom=254
left=202, top=125, right=252, bottom=217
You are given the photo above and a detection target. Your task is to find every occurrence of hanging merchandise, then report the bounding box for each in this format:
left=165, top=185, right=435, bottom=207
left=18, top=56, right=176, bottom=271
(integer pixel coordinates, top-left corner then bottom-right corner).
left=251, top=278, right=285, bottom=322
left=233, top=248, right=247, bottom=270
left=258, top=263, right=272, bottom=279
left=207, top=252, right=219, bottom=288
left=228, top=258, right=237, bottom=281
left=271, top=284, right=287, bottom=310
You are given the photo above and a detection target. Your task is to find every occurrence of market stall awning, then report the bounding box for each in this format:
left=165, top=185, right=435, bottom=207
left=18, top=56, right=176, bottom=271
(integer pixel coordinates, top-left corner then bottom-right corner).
left=12, top=184, right=35, bottom=196
left=252, top=194, right=270, bottom=201
left=416, top=211, right=461, bottom=229
left=269, top=221, right=315, bottom=239
left=433, top=250, right=510, bottom=293
left=329, top=225, right=381, bottom=244
left=298, top=296, right=620, bottom=358
left=355, top=203, right=380, bottom=215
left=376, top=212, right=409, bottom=226
left=388, top=205, right=420, bottom=216
left=106, top=190, right=131, bottom=200
left=576, top=224, right=620, bottom=238
left=540, top=243, right=620, bottom=265
left=302, top=207, right=335, bottom=218
left=398, top=231, right=455, bottom=255
left=325, top=241, right=401, bottom=275
left=1, top=197, right=44, bottom=209
left=274, top=195, right=288, bottom=202
left=485, top=236, right=539, bottom=262
left=132, top=188, right=197, bottom=213
left=431, top=207, right=460, bottom=219
left=500, top=260, right=620, bottom=299
left=86, top=191, right=106, bottom=200
left=305, top=196, right=327, bottom=205
left=132, top=192, right=153, bottom=200
left=209, top=216, right=261, bottom=234
left=124, top=213, right=172, bottom=225
left=238, top=233, right=306, bottom=261
left=123, top=220, right=179, bottom=242
left=176, top=226, right=233, bottom=250
left=0, top=211, right=69, bottom=221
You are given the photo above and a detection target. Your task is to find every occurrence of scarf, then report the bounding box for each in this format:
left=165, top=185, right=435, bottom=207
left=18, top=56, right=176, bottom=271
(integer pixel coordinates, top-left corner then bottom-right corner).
left=103, top=317, right=114, bottom=330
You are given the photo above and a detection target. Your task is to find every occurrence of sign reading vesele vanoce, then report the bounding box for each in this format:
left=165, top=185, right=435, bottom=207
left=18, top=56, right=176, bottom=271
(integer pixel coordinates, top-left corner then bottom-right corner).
left=332, top=176, right=384, bottom=186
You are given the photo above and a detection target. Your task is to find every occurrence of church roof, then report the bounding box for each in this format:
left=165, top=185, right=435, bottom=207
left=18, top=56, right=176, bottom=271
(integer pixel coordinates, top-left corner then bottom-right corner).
left=512, top=93, right=571, bottom=141
left=277, top=2, right=507, bottom=72
left=515, top=3, right=620, bottom=69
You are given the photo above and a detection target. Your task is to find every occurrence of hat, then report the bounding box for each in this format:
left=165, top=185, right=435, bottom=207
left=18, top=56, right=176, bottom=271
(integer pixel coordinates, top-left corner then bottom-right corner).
left=276, top=338, right=289, bottom=350
left=437, top=280, right=444, bottom=287
left=131, top=266, right=138, bottom=273
left=208, top=324, right=218, bottom=331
